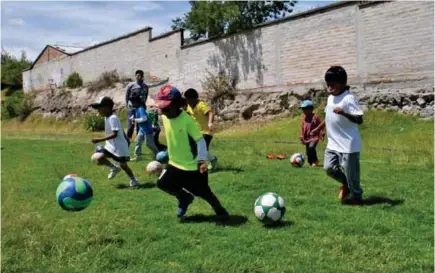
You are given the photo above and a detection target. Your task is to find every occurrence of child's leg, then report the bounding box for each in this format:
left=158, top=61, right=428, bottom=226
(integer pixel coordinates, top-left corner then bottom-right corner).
left=119, top=162, right=135, bottom=179
left=342, top=152, right=363, bottom=198
left=157, top=166, right=193, bottom=200
left=307, top=142, right=318, bottom=165
left=126, top=108, right=136, bottom=139
left=134, top=133, right=145, bottom=157
left=91, top=152, right=117, bottom=169
left=145, top=133, right=159, bottom=156
left=324, top=149, right=347, bottom=185
left=203, top=134, right=216, bottom=161
left=153, top=129, right=166, bottom=151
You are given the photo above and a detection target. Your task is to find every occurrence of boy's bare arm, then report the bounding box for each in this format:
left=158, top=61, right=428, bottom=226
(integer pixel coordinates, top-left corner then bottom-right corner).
left=208, top=111, right=214, bottom=131
left=92, top=131, right=118, bottom=143
left=333, top=107, right=363, bottom=124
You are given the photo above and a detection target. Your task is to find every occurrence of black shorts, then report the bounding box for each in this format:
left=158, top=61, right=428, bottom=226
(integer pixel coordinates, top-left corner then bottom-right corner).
left=103, top=148, right=130, bottom=163
left=157, top=165, right=214, bottom=199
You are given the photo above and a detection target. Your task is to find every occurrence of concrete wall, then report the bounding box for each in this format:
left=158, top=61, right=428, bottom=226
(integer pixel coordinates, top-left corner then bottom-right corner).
left=23, top=1, right=434, bottom=93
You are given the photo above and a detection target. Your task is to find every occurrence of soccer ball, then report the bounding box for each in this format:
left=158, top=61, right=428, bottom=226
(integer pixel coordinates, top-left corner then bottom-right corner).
left=290, top=153, right=305, bottom=167
left=254, top=192, right=286, bottom=225
left=63, top=173, right=78, bottom=180
left=56, top=177, right=93, bottom=212
left=146, top=161, right=163, bottom=175
left=156, top=151, right=169, bottom=164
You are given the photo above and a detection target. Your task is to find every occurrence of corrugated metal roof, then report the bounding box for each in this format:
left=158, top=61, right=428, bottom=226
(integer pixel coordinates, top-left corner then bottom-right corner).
left=51, top=45, right=84, bottom=54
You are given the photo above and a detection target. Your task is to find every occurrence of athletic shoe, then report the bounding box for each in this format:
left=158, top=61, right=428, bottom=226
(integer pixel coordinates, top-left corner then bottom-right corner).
left=341, top=193, right=363, bottom=205
left=108, top=167, right=121, bottom=179
left=267, top=154, right=275, bottom=159
left=177, top=194, right=194, bottom=218
left=277, top=154, right=286, bottom=160
left=129, top=178, right=139, bottom=187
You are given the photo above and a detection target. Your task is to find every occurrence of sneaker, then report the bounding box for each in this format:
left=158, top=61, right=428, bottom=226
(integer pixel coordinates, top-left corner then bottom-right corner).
left=108, top=167, right=121, bottom=179
left=267, top=154, right=275, bottom=160
left=214, top=209, right=230, bottom=221
left=341, top=193, right=363, bottom=205
left=208, top=157, right=218, bottom=170
left=338, top=185, right=349, bottom=200
left=177, top=194, right=194, bottom=218
left=129, top=178, right=139, bottom=187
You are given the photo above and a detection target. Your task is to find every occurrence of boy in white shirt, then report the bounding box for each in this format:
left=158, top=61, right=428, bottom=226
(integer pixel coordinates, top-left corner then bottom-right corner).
left=323, top=66, right=364, bottom=205
left=90, top=96, right=139, bottom=187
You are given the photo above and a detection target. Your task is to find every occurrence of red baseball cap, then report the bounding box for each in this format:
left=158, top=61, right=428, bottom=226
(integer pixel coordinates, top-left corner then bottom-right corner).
left=154, top=84, right=182, bottom=109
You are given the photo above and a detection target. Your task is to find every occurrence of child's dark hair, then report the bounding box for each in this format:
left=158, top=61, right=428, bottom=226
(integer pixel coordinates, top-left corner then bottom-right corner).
left=325, top=66, right=347, bottom=85
left=135, top=70, right=144, bottom=76
left=184, top=88, right=199, bottom=99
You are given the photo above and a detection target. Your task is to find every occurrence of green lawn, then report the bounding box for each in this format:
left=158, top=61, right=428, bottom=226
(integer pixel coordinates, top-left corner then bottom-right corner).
left=1, top=110, right=434, bottom=272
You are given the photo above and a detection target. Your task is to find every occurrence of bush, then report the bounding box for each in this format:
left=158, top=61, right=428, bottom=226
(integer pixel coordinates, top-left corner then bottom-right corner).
left=201, top=70, right=238, bottom=112
left=88, top=70, right=120, bottom=92
left=83, top=113, right=105, bottom=132
left=65, top=72, right=83, bottom=88
left=1, top=90, right=35, bottom=121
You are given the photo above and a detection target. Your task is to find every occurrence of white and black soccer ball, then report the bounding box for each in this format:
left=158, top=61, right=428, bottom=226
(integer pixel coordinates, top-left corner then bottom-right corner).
left=254, top=192, right=286, bottom=225
left=290, top=153, right=305, bottom=167
left=145, top=161, right=163, bottom=175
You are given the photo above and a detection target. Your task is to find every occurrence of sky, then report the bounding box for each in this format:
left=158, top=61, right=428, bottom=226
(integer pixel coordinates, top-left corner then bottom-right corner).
left=1, top=1, right=333, bottom=62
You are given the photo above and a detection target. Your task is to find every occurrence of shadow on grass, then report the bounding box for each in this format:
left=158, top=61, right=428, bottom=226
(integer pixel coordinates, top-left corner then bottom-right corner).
left=211, top=165, right=245, bottom=174
left=180, top=214, right=248, bottom=227
left=343, top=196, right=405, bottom=206
left=263, top=220, right=293, bottom=229
left=115, top=182, right=156, bottom=189
left=361, top=196, right=405, bottom=206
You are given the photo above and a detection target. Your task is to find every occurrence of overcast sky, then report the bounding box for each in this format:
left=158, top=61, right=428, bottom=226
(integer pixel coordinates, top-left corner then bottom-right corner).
left=1, top=1, right=333, bottom=62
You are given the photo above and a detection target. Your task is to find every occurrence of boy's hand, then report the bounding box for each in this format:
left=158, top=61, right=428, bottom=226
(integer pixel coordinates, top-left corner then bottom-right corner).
left=333, top=107, right=344, bottom=114
left=198, top=160, right=208, bottom=173
left=208, top=122, right=214, bottom=132
left=91, top=138, right=100, bottom=144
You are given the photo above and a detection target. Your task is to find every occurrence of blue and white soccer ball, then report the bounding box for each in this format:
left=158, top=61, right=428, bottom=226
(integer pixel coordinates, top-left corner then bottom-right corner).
left=56, top=176, right=93, bottom=212
left=254, top=192, right=286, bottom=225
left=156, top=151, right=169, bottom=164
left=290, top=153, right=305, bottom=167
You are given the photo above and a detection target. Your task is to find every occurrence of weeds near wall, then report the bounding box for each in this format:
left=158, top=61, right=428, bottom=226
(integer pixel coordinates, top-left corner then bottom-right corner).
left=83, top=113, right=105, bottom=132
left=201, top=70, right=238, bottom=112
left=65, top=72, right=83, bottom=89
left=87, top=70, right=120, bottom=93
left=1, top=90, right=36, bottom=121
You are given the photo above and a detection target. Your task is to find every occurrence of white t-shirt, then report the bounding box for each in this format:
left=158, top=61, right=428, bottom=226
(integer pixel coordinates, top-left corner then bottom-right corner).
left=325, top=90, right=364, bottom=153
left=104, top=114, right=130, bottom=157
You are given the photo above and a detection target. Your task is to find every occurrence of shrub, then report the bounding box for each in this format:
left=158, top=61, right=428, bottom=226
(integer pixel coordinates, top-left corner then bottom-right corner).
left=1, top=90, right=35, bottom=121
left=65, top=72, right=83, bottom=89
left=88, top=70, right=120, bottom=93
left=83, top=113, right=105, bottom=132
left=201, top=70, right=238, bottom=112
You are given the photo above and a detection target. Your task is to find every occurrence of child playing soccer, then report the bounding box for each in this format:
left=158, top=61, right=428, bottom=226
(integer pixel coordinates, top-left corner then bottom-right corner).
left=90, top=96, right=139, bottom=187
left=129, top=95, right=160, bottom=161
left=183, top=88, right=218, bottom=170
left=299, top=99, right=325, bottom=167
left=154, top=84, right=229, bottom=219
left=323, top=66, right=364, bottom=204
left=147, top=107, right=167, bottom=151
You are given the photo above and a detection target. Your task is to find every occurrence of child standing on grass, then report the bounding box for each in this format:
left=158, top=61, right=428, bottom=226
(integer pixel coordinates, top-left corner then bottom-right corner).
left=154, top=84, right=229, bottom=220
left=129, top=94, right=159, bottom=161
left=323, top=66, right=364, bottom=205
left=299, top=99, right=325, bottom=167
left=183, top=88, right=218, bottom=170
left=90, top=96, right=139, bottom=187
left=147, top=107, right=167, bottom=151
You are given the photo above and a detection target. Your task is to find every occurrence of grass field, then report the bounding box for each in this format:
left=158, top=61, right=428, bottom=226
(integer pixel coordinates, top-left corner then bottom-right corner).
left=1, top=110, right=434, bottom=272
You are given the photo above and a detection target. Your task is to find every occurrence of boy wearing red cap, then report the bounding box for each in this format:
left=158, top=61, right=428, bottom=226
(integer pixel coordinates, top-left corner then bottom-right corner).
left=154, top=84, right=229, bottom=219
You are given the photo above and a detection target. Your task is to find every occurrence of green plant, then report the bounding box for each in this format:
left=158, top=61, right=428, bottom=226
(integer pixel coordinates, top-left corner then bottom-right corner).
left=83, top=113, right=105, bottom=132
left=87, top=70, right=120, bottom=93
left=201, top=70, right=238, bottom=112
left=65, top=72, right=83, bottom=89
left=1, top=90, right=35, bottom=121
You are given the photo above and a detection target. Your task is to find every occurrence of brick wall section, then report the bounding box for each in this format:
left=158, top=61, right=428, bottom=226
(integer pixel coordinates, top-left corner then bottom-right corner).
left=24, top=1, right=434, bottom=93
left=359, top=1, right=434, bottom=85
left=34, top=46, right=68, bottom=67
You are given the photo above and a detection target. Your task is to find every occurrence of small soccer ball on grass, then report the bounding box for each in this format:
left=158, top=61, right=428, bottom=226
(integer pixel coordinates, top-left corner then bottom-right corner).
left=254, top=192, right=286, bottom=225
left=146, top=161, right=163, bottom=175
left=290, top=153, right=305, bottom=167
left=56, top=177, right=93, bottom=212
left=63, top=173, right=78, bottom=180
left=156, top=151, right=169, bottom=164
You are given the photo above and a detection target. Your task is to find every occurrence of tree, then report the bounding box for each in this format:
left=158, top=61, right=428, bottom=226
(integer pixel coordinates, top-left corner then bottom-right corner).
left=171, top=1, right=297, bottom=40
left=1, top=49, right=32, bottom=90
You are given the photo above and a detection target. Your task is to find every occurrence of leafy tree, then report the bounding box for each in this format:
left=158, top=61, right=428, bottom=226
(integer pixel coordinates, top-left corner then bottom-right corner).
left=1, top=49, right=32, bottom=90
left=172, top=1, right=297, bottom=40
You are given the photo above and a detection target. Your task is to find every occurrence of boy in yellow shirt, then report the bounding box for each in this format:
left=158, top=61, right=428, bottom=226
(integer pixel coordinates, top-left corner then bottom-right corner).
left=184, top=88, right=218, bottom=170
left=154, top=84, right=229, bottom=219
